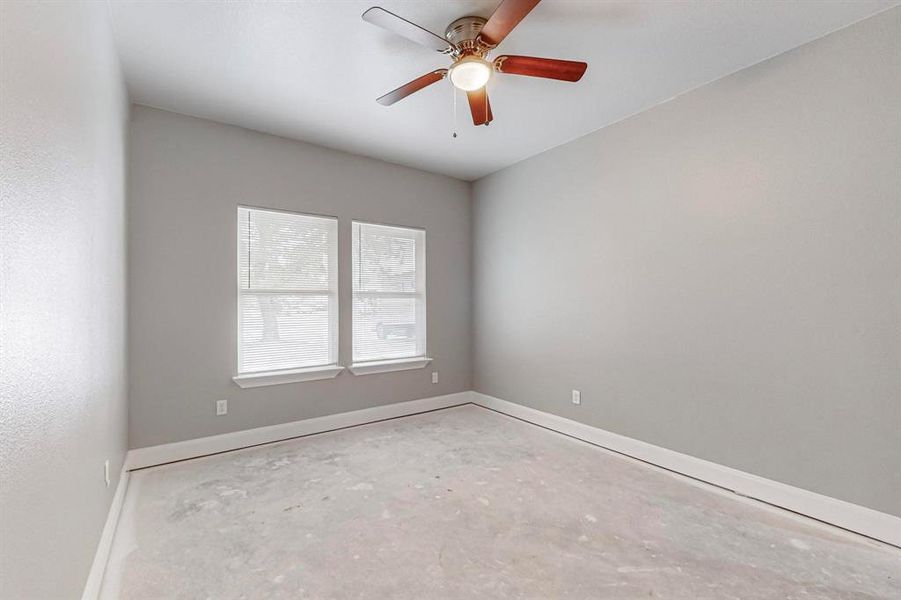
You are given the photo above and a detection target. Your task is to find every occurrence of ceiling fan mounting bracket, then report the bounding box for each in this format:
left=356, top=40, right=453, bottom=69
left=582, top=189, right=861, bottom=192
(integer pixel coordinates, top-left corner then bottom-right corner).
left=445, top=16, right=490, bottom=57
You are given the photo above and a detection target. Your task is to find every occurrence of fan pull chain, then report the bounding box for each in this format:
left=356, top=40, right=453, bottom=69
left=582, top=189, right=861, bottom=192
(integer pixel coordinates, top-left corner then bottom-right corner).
left=452, top=86, right=458, bottom=139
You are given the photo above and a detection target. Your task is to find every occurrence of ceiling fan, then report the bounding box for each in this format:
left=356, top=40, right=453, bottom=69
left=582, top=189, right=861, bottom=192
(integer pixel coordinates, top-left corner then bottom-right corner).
left=362, top=0, right=588, bottom=127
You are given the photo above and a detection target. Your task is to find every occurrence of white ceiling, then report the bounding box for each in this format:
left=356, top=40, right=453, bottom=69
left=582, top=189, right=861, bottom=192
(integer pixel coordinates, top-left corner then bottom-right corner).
left=109, top=0, right=898, bottom=181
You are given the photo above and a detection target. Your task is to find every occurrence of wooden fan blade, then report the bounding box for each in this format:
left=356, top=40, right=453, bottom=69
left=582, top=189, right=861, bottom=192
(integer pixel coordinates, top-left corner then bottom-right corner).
left=467, top=88, right=493, bottom=126
left=494, top=55, right=587, bottom=82
left=479, top=0, right=541, bottom=47
left=362, top=7, right=454, bottom=54
left=377, top=70, right=447, bottom=106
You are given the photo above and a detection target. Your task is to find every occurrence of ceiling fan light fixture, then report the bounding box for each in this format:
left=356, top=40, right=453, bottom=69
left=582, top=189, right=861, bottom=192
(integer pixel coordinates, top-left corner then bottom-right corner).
left=449, top=56, right=492, bottom=91
left=363, top=0, right=588, bottom=125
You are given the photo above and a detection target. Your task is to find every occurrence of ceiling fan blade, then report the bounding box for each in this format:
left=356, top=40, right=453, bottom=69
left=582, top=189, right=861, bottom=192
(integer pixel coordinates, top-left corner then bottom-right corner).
left=479, top=0, right=541, bottom=47
left=377, top=70, right=448, bottom=106
left=362, top=7, right=454, bottom=54
left=494, top=55, right=587, bottom=82
left=467, top=88, right=493, bottom=126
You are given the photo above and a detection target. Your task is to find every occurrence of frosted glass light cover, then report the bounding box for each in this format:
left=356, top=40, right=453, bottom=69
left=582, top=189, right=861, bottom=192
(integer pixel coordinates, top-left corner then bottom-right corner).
left=449, top=57, right=491, bottom=91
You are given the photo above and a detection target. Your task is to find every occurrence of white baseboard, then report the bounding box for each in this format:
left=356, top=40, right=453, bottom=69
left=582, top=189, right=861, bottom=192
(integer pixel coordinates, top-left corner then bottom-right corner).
left=81, top=466, right=130, bottom=600
left=120, top=389, right=900, bottom=548
left=125, top=391, right=473, bottom=471
left=471, top=392, right=901, bottom=548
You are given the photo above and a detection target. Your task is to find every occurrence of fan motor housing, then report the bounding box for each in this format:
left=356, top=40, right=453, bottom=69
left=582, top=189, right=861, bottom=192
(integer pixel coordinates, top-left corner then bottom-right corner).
left=445, top=16, right=489, bottom=56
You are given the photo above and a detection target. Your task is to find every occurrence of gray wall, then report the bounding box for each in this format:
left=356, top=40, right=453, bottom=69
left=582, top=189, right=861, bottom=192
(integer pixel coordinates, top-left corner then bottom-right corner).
left=473, top=8, right=901, bottom=517
left=0, top=2, right=129, bottom=598
left=128, top=106, right=471, bottom=448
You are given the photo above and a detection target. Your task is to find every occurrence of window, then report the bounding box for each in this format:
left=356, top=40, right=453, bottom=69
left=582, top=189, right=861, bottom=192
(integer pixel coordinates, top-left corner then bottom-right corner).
left=351, top=221, right=429, bottom=373
left=234, top=206, right=341, bottom=387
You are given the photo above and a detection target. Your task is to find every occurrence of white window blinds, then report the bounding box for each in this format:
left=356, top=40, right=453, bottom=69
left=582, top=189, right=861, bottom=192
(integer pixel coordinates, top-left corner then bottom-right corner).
left=352, top=222, right=426, bottom=363
left=237, top=207, right=338, bottom=374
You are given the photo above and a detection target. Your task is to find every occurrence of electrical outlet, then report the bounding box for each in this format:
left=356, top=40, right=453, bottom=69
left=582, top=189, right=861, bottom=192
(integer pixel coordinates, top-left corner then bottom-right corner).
left=104, top=459, right=110, bottom=487
left=431, top=371, right=439, bottom=384
left=572, top=390, right=581, bottom=405
left=216, top=399, right=228, bottom=416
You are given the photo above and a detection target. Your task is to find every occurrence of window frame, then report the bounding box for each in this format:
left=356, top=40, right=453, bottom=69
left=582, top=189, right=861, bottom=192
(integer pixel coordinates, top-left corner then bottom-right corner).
left=350, top=220, right=430, bottom=373
left=233, top=205, right=342, bottom=387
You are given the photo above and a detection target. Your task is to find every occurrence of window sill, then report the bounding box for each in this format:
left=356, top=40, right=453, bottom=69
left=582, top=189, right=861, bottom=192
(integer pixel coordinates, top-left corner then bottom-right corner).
left=349, top=357, right=432, bottom=376
left=232, top=365, right=344, bottom=388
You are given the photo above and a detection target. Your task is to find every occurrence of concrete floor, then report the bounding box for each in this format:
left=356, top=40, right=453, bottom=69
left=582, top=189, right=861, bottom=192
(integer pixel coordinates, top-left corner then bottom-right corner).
left=101, top=405, right=899, bottom=599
